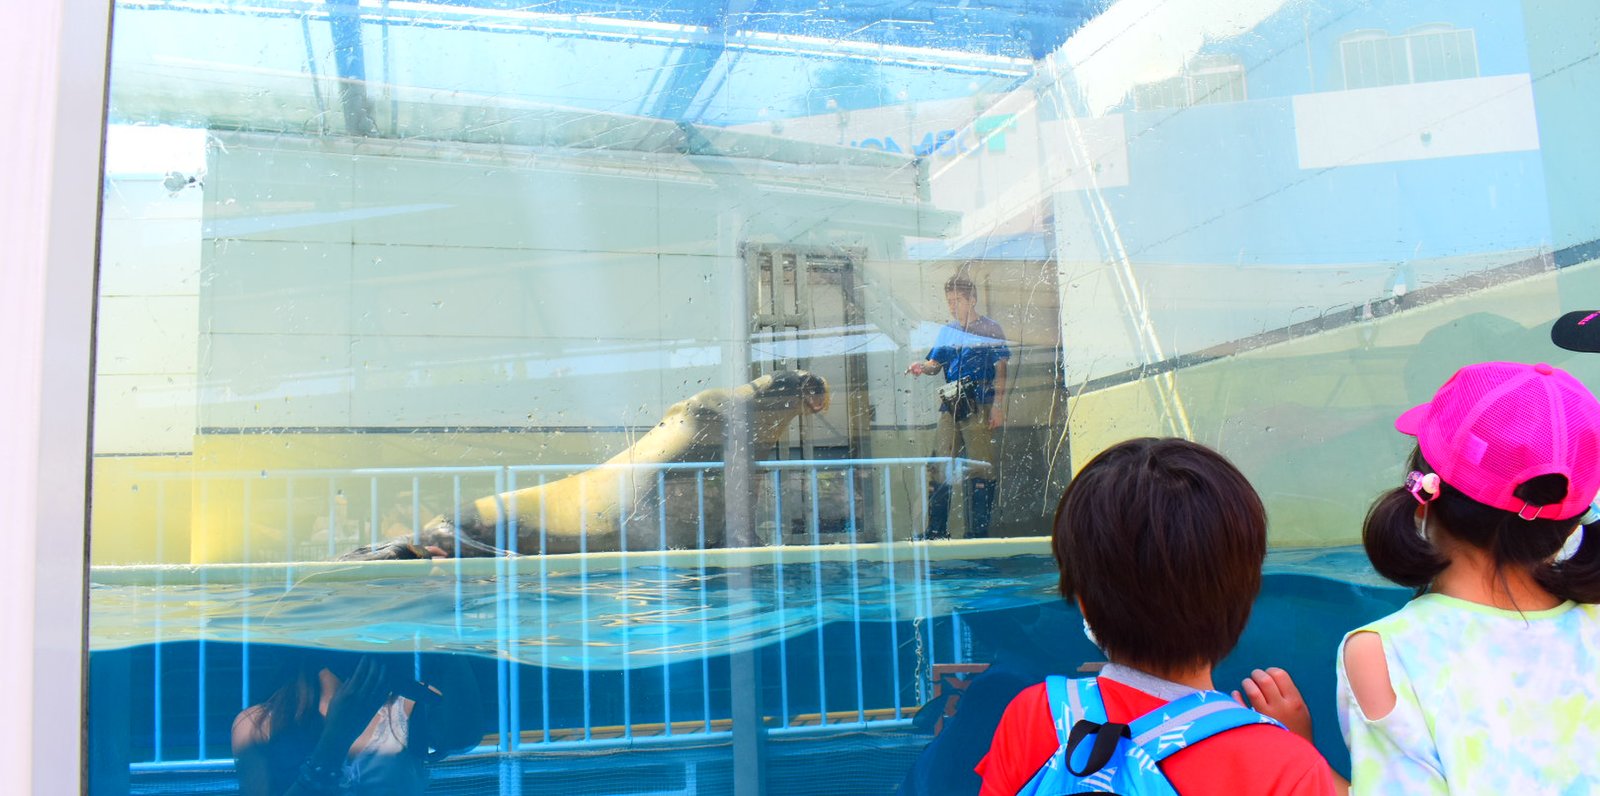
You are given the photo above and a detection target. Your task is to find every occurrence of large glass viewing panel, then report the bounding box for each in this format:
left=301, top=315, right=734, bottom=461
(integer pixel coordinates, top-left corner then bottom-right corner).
left=87, top=0, right=1600, bottom=793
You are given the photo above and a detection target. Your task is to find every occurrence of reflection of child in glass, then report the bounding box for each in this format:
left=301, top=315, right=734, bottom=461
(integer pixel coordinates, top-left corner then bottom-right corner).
left=232, top=652, right=482, bottom=796
left=1254, top=362, right=1600, bottom=793
left=977, top=438, right=1335, bottom=795
left=906, top=274, right=1009, bottom=539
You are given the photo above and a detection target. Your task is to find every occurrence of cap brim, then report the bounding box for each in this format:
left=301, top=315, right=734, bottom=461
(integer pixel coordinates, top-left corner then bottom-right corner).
left=1395, top=402, right=1430, bottom=435
left=1552, top=310, right=1600, bottom=353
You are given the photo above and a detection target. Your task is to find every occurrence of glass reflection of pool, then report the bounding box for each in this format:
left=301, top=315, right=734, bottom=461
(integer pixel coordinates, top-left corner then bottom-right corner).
left=88, top=544, right=1408, bottom=794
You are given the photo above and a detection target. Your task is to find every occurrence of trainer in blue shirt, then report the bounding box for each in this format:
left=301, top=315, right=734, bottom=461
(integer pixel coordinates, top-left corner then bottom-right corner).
left=906, top=274, right=1010, bottom=539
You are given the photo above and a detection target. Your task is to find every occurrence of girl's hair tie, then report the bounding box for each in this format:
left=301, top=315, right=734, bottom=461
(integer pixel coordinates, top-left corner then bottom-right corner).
left=1406, top=471, right=1441, bottom=505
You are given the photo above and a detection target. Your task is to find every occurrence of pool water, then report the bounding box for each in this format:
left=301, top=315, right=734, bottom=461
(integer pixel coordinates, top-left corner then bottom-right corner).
left=88, top=546, right=1395, bottom=666
left=90, top=554, right=1057, bottom=670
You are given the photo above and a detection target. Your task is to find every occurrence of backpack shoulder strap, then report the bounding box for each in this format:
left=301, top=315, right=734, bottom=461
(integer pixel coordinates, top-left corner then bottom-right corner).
left=1043, top=675, right=1111, bottom=740
left=1042, top=675, right=1072, bottom=742
left=1126, top=690, right=1285, bottom=764
left=1021, top=675, right=1125, bottom=796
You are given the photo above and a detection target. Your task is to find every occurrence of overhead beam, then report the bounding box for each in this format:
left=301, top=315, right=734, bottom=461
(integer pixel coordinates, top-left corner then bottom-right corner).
left=645, top=0, right=757, bottom=121
left=328, top=0, right=375, bottom=135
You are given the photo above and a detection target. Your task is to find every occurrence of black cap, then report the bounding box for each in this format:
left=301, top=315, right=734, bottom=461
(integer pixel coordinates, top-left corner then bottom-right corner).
left=1552, top=311, right=1600, bottom=353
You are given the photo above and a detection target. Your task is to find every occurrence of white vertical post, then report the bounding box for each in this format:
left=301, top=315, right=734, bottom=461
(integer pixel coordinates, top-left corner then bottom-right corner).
left=883, top=466, right=903, bottom=718
left=0, top=0, right=111, bottom=790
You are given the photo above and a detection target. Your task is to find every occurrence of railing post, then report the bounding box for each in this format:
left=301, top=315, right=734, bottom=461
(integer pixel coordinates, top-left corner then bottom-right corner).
left=507, top=479, right=522, bottom=755
left=153, top=481, right=166, bottom=761
left=697, top=472, right=712, bottom=733
left=658, top=469, right=673, bottom=736
left=618, top=468, right=632, bottom=740
left=196, top=480, right=208, bottom=760
left=772, top=470, right=790, bottom=729
left=727, top=245, right=767, bottom=796
left=846, top=468, right=865, bottom=724
left=578, top=477, right=592, bottom=740
left=883, top=465, right=903, bottom=718
left=808, top=466, right=827, bottom=725
left=537, top=473, right=550, bottom=744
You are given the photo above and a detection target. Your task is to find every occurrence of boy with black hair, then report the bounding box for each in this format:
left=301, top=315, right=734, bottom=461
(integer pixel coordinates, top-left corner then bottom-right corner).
left=976, top=438, right=1334, bottom=795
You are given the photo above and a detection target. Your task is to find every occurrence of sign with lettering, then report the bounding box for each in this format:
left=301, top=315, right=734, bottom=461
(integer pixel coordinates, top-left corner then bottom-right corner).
left=849, top=114, right=1017, bottom=157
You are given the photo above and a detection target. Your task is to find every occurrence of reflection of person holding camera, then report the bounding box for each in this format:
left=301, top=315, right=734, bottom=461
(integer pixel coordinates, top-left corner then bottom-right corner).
left=907, top=274, right=1010, bottom=539
left=231, top=652, right=482, bottom=796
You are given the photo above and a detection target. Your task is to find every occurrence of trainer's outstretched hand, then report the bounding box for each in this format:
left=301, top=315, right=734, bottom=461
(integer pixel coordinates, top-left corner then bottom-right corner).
left=1233, top=667, right=1313, bottom=744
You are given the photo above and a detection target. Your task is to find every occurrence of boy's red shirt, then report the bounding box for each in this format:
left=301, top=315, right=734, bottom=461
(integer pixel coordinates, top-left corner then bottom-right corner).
left=975, top=677, right=1335, bottom=796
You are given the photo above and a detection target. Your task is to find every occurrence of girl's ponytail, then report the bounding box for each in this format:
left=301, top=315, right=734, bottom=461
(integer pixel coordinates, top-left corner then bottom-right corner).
left=1362, top=483, right=1449, bottom=592
left=1536, top=526, right=1600, bottom=604
left=1373, top=448, right=1596, bottom=602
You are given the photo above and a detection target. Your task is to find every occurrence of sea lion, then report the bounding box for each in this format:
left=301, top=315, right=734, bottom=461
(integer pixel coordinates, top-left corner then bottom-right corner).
left=368, top=370, right=830, bottom=557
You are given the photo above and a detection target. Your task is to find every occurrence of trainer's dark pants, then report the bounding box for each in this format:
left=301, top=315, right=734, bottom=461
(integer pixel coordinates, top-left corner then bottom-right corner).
left=926, top=405, right=997, bottom=539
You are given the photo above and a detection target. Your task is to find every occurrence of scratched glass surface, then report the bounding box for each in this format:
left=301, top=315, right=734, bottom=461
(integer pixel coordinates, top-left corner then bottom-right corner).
left=88, top=0, right=1600, bottom=792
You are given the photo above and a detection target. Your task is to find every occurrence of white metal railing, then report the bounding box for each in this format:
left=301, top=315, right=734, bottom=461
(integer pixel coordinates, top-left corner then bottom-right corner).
left=105, top=456, right=990, bottom=777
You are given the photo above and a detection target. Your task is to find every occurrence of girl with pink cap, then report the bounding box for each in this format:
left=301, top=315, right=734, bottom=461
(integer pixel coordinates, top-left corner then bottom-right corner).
left=1251, top=361, right=1600, bottom=793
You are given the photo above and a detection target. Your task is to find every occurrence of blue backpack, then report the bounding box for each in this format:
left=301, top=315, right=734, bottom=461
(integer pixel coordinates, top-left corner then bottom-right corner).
left=1017, top=675, right=1284, bottom=795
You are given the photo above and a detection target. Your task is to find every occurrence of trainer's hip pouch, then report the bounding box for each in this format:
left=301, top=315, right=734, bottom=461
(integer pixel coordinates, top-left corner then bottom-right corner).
left=937, top=378, right=981, bottom=421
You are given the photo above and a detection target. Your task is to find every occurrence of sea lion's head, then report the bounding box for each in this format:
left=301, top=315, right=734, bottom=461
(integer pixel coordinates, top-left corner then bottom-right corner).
left=749, top=370, right=830, bottom=418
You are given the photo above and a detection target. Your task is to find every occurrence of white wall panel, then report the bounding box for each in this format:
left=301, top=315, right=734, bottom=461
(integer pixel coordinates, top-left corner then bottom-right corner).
left=347, top=335, right=666, bottom=428
left=348, top=155, right=663, bottom=252
left=197, top=332, right=352, bottom=428
left=98, top=216, right=202, bottom=296
left=658, top=253, right=740, bottom=342
left=207, top=141, right=357, bottom=245
left=204, top=240, right=354, bottom=335
left=351, top=244, right=664, bottom=340
left=95, top=296, right=199, bottom=375
left=93, top=374, right=199, bottom=454
left=1294, top=74, right=1540, bottom=169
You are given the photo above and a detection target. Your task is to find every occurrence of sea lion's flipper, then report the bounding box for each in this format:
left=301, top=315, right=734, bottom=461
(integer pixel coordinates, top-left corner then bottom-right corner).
left=337, top=540, right=436, bottom=561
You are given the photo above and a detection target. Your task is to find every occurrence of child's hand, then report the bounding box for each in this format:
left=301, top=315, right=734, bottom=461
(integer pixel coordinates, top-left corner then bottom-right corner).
left=1233, top=667, right=1313, bottom=744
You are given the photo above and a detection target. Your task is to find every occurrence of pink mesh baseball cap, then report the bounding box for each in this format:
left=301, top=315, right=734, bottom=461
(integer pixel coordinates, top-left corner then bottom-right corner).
left=1396, top=361, right=1600, bottom=520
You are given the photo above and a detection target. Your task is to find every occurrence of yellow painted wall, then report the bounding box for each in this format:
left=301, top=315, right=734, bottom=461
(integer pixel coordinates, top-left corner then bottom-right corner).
left=93, top=430, right=636, bottom=565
